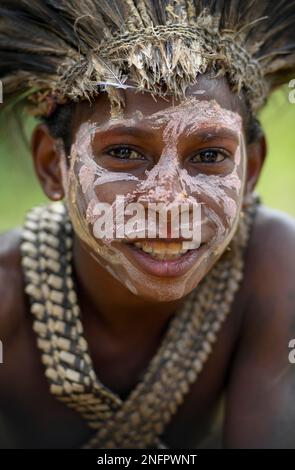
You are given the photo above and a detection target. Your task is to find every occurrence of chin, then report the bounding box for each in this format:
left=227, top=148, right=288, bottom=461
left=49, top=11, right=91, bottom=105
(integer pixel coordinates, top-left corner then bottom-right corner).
left=113, top=243, right=216, bottom=302
left=132, top=287, right=185, bottom=303
left=124, top=268, right=208, bottom=303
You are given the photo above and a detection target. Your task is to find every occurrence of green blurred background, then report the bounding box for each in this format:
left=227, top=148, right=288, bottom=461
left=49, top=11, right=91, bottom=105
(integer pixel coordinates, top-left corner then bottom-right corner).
left=0, top=87, right=295, bottom=233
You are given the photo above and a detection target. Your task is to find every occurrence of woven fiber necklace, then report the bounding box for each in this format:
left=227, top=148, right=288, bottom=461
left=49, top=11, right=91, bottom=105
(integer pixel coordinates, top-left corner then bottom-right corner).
left=20, top=196, right=259, bottom=449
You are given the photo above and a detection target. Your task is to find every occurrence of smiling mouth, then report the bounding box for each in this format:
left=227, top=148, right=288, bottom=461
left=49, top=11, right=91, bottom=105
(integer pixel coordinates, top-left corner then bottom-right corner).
left=118, top=238, right=209, bottom=278
left=125, top=239, right=205, bottom=260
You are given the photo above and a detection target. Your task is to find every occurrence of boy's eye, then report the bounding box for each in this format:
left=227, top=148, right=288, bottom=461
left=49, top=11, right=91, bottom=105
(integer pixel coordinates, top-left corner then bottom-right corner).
left=107, top=146, right=145, bottom=160
left=190, top=149, right=227, bottom=164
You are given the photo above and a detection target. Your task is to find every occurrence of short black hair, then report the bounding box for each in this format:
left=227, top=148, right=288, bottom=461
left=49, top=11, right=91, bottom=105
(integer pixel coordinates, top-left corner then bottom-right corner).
left=41, top=102, right=76, bottom=156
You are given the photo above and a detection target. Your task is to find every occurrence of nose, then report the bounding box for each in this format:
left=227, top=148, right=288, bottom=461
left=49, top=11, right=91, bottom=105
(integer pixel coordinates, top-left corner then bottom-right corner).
left=162, top=166, right=188, bottom=201
left=139, top=156, right=188, bottom=205
left=132, top=159, right=198, bottom=240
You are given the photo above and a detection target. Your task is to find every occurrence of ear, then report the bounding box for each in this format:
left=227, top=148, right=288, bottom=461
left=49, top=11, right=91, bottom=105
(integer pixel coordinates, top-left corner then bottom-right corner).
left=31, top=124, right=65, bottom=201
left=243, top=133, right=267, bottom=204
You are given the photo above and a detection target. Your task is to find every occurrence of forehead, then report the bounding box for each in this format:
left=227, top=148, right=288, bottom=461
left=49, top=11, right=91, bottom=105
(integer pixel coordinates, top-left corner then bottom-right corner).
left=72, top=75, right=245, bottom=133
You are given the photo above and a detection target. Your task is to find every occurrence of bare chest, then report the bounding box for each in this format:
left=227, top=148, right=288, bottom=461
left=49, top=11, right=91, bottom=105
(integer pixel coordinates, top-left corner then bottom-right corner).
left=0, top=294, right=242, bottom=449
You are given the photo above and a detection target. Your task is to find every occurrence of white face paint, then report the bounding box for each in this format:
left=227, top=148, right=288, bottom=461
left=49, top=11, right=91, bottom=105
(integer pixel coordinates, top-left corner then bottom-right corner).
left=60, top=97, right=247, bottom=302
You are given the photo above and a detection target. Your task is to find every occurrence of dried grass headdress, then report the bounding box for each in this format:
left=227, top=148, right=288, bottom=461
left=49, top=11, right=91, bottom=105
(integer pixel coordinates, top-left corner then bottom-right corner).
left=0, top=0, right=295, bottom=118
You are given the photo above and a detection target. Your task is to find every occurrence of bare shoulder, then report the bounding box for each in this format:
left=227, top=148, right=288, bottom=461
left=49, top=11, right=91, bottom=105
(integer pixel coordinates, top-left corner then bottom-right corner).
left=0, top=227, right=25, bottom=344
left=237, top=202, right=295, bottom=329
left=244, top=202, right=295, bottom=281
left=224, top=203, right=295, bottom=448
left=241, top=202, right=295, bottom=353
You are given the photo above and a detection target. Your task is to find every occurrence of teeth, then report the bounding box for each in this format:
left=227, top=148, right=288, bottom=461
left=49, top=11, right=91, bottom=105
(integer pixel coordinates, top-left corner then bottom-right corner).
left=135, top=241, right=153, bottom=253
left=132, top=241, right=192, bottom=260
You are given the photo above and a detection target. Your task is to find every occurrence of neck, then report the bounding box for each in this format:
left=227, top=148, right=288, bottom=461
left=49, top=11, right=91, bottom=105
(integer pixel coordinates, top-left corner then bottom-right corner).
left=72, top=234, right=184, bottom=346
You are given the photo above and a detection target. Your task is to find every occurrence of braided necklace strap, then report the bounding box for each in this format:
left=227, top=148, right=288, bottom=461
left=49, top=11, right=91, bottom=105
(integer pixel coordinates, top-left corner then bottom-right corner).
left=20, top=195, right=259, bottom=448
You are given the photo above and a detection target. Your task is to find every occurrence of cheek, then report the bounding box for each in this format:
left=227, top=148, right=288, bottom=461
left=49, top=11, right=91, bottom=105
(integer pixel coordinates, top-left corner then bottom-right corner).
left=215, top=145, right=246, bottom=232
left=212, top=141, right=247, bottom=249
left=183, top=141, right=246, bottom=245
left=93, top=181, right=138, bottom=205
left=69, top=146, right=139, bottom=226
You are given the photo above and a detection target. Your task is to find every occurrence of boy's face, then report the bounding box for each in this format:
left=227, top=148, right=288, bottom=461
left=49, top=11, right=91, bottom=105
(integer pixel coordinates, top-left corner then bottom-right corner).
left=43, top=77, right=261, bottom=302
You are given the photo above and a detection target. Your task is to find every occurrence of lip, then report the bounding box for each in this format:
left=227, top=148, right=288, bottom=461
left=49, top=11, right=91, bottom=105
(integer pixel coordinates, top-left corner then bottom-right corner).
left=120, top=240, right=208, bottom=278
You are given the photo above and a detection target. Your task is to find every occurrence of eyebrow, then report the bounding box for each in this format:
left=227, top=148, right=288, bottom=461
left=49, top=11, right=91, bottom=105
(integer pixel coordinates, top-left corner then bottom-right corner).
left=92, top=125, right=156, bottom=139
left=92, top=124, right=240, bottom=144
left=184, top=126, right=240, bottom=144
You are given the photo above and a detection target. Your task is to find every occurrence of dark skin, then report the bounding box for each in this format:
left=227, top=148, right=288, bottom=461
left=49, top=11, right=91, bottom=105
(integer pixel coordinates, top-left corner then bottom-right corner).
left=1, top=77, right=295, bottom=449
